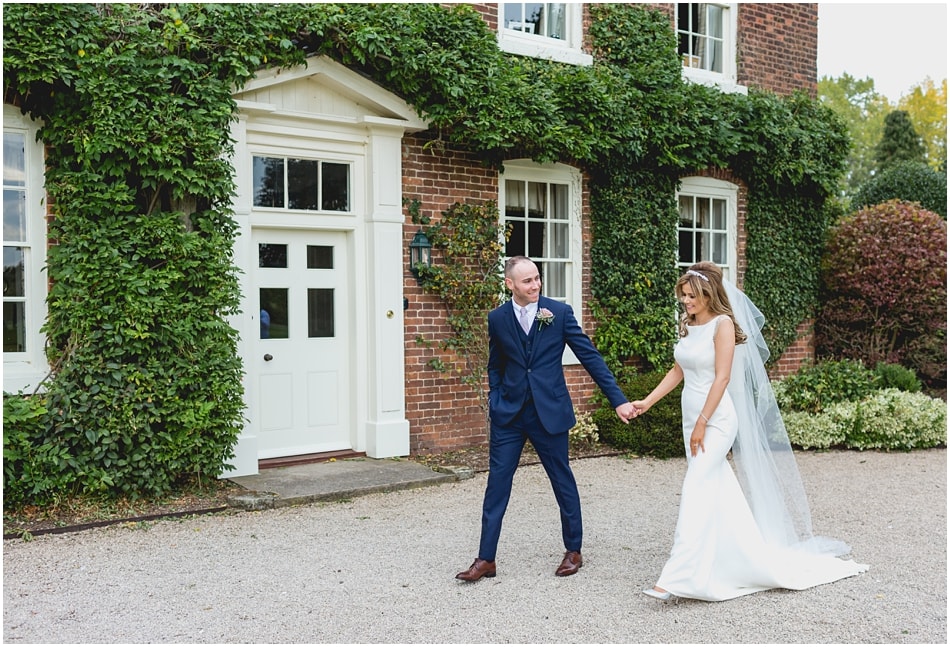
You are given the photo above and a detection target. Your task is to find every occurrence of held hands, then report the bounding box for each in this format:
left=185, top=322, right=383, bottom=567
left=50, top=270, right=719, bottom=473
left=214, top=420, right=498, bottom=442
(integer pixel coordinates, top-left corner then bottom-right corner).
left=615, top=402, right=639, bottom=424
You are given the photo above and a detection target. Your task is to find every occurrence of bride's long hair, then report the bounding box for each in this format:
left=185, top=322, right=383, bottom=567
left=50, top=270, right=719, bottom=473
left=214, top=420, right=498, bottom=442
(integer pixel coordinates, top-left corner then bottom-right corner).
left=676, top=261, right=747, bottom=344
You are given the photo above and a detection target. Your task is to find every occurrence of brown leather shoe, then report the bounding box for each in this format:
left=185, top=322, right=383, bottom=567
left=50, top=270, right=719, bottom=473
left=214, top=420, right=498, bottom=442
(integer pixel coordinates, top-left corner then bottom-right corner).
left=456, top=558, right=496, bottom=582
left=555, top=551, right=583, bottom=576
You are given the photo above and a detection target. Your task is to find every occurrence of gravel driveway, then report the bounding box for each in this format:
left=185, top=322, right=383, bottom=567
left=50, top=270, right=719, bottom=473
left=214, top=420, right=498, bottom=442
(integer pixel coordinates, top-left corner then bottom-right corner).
left=3, top=449, right=946, bottom=644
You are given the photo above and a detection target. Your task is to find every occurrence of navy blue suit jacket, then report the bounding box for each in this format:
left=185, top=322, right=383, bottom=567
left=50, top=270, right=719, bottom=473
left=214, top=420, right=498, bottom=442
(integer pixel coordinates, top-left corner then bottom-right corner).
left=487, top=296, right=627, bottom=435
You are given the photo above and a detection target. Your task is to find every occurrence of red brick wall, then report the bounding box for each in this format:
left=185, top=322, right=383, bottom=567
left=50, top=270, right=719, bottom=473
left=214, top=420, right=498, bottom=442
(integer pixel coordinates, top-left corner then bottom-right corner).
left=404, top=4, right=819, bottom=454
left=736, top=3, right=818, bottom=97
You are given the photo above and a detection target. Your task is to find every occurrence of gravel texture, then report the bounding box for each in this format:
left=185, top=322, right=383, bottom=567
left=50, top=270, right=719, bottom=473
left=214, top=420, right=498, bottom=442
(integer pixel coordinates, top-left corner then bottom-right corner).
left=3, top=449, right=946, bottom=644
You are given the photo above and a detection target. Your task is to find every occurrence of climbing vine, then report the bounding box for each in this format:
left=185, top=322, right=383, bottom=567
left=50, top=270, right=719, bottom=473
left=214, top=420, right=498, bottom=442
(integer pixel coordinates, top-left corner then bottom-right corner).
left=3, top=2, right=847, bottom=505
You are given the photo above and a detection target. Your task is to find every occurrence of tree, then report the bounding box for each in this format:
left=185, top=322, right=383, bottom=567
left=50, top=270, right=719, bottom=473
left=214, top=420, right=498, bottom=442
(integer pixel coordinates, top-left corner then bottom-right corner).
left=874, top=110, right=926, bottom=171
left=818, top=73, right=891, bottom=197
left=899, top=78, right=947, bottom=171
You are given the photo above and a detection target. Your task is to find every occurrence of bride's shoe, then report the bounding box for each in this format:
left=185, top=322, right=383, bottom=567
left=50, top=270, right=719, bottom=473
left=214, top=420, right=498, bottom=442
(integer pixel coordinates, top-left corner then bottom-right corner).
left=642, top=587, right=672, bottom=601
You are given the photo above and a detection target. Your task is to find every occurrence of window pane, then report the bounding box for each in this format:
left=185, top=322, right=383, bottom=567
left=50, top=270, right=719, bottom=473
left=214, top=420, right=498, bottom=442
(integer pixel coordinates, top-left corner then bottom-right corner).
left=288, top=159, right=319, bottom=210
left=678, top=195, right=693, bottom=227
left=697, top=231, right=711, bottom=261
left=527, top=221, right=544, bottom=258
left=506, top=220, right=526, bottom=257
left=4, top=246, right=24, bottom=297
left=543, top=261, right=567, bottom=299
left=527, top=182, right=546, bottom=219
left=712, top=232, right=727, bottom=264
left=253, top=156, right=284, bottom=208
left=259, top=288, right=288, bottom=339
left=505, top=180, right=526, bottom=215
left=678, top=230, right=695, bottom=264
left=259, top=243, right=288, bottom=268
left=307, top=245, right=333, bottom=269
left=712, top=199, right=726, bottom=229
left=3, top=133, right=25, bottom=187
left=551, top=184, right=569, bottom=220
left=696, top=198, right=711, bottom=228
left=543, top=4, right=566, bottom=40
left=321, top=162, right=349, bottom=211
left=3, top=189, right=26, bottom=242
left=550, top=222, right=569, bottom=258
left=3, top=301, right=25, bottom=352
left=308, top=288, right=334, bottom=338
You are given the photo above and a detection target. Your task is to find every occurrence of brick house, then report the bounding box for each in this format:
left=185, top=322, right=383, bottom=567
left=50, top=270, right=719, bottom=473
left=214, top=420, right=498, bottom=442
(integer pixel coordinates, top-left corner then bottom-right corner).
left=3, top=3, right=820, bottom=477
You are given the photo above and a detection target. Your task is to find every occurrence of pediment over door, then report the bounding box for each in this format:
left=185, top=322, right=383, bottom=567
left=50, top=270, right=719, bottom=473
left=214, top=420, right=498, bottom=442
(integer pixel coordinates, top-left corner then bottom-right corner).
left=233, top=55, right=428, bottom=132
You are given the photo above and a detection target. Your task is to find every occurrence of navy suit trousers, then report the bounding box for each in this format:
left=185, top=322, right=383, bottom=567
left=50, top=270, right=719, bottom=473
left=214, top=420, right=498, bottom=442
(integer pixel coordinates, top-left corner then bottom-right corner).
left=478, top=399, right=582, bottom=561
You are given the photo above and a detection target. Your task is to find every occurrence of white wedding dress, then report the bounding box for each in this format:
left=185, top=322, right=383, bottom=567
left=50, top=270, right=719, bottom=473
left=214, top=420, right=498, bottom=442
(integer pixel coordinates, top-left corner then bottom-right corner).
left=654, top=316, right=869, bottom=601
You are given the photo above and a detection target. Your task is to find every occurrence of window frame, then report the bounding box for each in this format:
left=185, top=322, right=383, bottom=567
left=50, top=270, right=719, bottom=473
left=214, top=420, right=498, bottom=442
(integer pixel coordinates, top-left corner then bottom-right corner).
left=497, top=2, right=593, bottom=66
left=251, top=153, right=354, bottom=214
left=499, top=160, right=584, bottom=364
left=3, top=104, right=49, bottom=393
left=676, top=176, right=738, bottom=282
left=676, top=3, right=746, bottom=94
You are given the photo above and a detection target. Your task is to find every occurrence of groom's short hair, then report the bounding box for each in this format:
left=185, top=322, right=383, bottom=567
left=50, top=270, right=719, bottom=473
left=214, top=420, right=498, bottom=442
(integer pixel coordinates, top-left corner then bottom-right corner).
left=504, top=255, right=532, bottom=277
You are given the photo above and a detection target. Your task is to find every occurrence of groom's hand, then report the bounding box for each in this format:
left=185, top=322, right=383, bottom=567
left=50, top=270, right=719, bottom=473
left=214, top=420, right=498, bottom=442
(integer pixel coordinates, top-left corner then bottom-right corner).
left=615, top=402, right=637, bottom=423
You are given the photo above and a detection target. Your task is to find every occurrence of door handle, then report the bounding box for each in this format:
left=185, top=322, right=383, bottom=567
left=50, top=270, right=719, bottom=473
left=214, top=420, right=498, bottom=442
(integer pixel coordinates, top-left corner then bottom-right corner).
left=263, top=354, right=273, bottom=362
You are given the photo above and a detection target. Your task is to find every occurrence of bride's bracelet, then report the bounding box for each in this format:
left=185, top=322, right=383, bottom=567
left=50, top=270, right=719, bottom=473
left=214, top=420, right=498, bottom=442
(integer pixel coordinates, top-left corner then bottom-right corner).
left=699, top=413, right=709, bottom=422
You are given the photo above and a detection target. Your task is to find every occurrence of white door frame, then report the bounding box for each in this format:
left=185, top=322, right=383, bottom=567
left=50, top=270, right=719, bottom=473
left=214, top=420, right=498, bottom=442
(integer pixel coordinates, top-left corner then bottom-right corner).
left=222, top=57, right=427, bottom=476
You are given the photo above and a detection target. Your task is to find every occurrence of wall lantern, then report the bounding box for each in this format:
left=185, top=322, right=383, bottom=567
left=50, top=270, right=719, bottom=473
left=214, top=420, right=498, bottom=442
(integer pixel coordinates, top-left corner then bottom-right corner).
left=408, top=229, right=432, bottom=284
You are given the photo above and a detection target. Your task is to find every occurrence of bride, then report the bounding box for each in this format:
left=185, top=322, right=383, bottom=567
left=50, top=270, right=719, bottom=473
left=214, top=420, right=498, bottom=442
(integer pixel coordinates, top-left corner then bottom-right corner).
left=631, top=261, right=868, bottom=602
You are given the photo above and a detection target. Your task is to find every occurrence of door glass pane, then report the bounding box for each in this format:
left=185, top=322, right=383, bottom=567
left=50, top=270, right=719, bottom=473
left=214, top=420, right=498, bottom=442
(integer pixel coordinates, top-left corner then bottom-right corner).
left=259, top=288, right=288, bottom=339
left=3, top=133, right=25, bottom=186
left=253, top=156, right=284, bottom=208
left=307, top=245, right=333, bottom=269
left=308, top=288, right=334, bottom=338
left=321, top=163, right=349, bottom=211
left=259, top=243, right=287, bottom=268
left=288, top=159, right=319, bottom=210
left=3, top=301, right=25, bottom=352
left=4, top=246, right=24, bottom=297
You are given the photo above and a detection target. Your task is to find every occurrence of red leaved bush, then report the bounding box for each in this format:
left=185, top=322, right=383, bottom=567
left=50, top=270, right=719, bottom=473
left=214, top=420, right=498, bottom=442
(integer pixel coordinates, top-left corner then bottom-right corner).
left=816, top=200, right=947, bottom=387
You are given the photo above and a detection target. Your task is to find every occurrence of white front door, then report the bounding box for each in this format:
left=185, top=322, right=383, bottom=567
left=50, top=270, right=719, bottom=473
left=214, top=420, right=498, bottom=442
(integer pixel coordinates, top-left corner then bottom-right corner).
left=251, top=228, right=350, bottom=458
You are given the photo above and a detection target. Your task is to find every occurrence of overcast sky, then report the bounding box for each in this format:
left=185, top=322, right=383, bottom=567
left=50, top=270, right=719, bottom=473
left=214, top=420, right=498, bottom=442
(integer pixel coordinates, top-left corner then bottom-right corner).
left=818, top=2, right=948, bottom=101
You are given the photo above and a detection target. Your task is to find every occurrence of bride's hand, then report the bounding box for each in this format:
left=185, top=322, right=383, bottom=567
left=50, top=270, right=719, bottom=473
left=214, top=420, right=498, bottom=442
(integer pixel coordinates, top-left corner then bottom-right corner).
left=689, top=429, right=705, bottom=456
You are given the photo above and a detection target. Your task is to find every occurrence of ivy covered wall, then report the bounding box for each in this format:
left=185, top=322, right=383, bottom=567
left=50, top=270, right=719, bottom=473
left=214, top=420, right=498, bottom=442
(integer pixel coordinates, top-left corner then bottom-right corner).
left=3, top=3, right=847, bottom=501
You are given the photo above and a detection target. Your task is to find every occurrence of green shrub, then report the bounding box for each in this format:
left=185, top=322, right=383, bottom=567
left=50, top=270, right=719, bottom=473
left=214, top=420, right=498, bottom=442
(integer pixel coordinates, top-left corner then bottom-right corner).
left=773, top=359, right=877, bottom=413
left=816, top=201, right=947, bottom=388
left=873, top=362, right=922, bottom=393
left=783, top=390, right=946, bottom=451
left=782, top=405, right=850, bottom=450
left=2, top=393, right=75, bottom=509
left=568, top=409, right=600, bottom=450
left=852, top=161, right=947, bottom=219
left=845, top=389, right=947, bottom=450
left=594, top=371, right=683, bottom=459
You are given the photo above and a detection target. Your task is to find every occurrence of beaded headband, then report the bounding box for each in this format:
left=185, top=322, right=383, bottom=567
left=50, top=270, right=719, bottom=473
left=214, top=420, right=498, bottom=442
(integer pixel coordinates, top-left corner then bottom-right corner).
left=686, top=269, right=709, bottom=282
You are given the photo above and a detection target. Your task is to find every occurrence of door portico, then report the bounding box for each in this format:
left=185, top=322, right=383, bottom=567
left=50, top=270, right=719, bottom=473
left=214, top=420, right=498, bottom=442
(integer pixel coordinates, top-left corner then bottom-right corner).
left=224, top=56, right=427, bottom=476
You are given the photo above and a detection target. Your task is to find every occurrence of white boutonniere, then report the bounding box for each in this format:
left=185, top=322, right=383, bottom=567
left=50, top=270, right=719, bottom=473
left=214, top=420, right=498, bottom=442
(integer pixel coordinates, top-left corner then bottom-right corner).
left=536, top=308, right=555, bottom=329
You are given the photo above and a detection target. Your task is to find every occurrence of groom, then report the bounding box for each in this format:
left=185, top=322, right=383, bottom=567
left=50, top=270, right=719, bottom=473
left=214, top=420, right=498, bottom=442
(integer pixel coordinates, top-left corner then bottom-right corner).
left=456, top=256, right=636, bottom=582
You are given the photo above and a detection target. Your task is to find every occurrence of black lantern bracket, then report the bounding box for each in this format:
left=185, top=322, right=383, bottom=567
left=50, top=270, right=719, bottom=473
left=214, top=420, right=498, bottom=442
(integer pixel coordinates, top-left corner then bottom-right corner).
left=408, top=229, right=432, bottom=284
